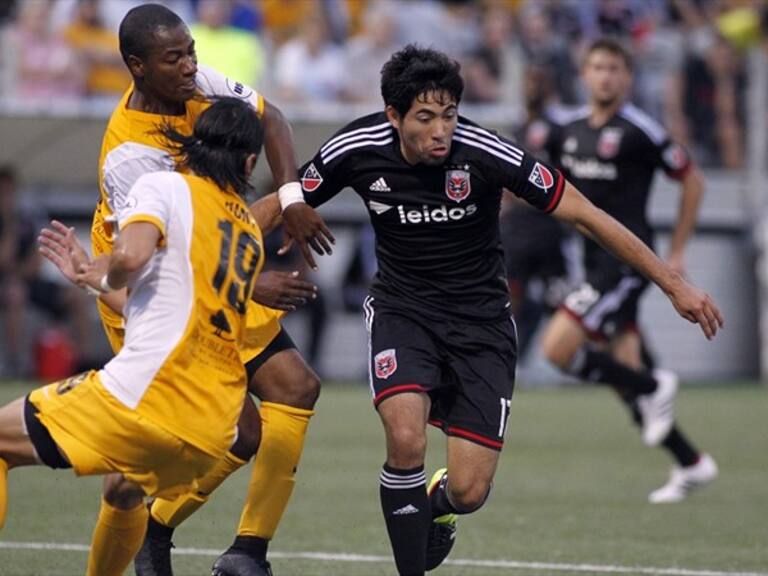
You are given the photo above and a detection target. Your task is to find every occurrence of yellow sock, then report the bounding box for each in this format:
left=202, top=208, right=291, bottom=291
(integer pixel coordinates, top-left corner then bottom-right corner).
left=150, top=450, right=247, bottom=528
left=237, top=402, right=313, bottom=538
left=86, top=499, right=148, bottom=576
left=0, top=458, right=8, bottom=530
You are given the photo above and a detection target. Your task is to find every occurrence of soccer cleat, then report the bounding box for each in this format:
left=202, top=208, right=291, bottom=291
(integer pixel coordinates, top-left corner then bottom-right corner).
left=637, top=369, right=678, bottom=446
left=425, top=468, right=458, bottom=571
left=134, top=513, right=175, bottom=576
left=211, top=549, right=273, bottom=576
left=648, top=453, right=718, bottom=504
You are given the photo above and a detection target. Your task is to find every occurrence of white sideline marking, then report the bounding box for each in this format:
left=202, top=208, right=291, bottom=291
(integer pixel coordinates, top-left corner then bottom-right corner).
left=0, top=541, right=766, bottom=576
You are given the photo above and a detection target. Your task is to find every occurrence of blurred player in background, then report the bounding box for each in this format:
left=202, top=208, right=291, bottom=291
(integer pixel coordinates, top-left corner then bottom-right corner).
left=281, top=45, right=723, bottom=576
left=0, top=97, right=267, bottom=576
left=501, top=62, right=582, bottom=358
left=541, top=38, right=719, bottom=504
left=42, top=4, right=333, bottom=576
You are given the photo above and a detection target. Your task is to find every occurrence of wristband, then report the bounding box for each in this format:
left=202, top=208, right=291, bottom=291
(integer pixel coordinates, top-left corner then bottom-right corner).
left=278, top=182, right=305, bottom=211
left=99, top=275, right=116, bottom=293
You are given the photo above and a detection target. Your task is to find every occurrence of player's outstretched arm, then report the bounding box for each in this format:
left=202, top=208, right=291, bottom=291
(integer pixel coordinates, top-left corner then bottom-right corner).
left=260, top=100, right=335, bottom=269
left=552, top=181, right=724, bottom=339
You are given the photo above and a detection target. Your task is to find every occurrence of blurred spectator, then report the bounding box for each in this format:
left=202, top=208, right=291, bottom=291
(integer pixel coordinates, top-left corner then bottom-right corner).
left=517, top=3, right=579, bottom=104
left=462, top=5, right=524, bottom=105
left=190, top=0, right=265, bottom=88
left=260, top=0, right=315, bottom=45
left=7, top=0, right=84, bottom=102
left=63, top=0, right=130, bottom=99
left=343, top=0, right=400, bottom=104
left=273, top=7, right=345, bottom=103
left=0, top=166, right=91, bottom=378
left=395, top=0, right=479, bottom=57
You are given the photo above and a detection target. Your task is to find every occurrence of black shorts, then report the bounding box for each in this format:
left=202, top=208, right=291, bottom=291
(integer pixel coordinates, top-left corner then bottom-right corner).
left=244, top=327, right=296, bottom=382
left=363, top=297, right=517, bottom=451
left=560, top=268, right=649, bottom=340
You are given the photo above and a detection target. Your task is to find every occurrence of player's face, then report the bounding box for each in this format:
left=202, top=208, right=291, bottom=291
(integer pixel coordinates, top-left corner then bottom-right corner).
left=138, top=25, right=198, bottom=103
left=387, top=91, right=458, bottom=166
left=582, top=50, right=631, bottom=108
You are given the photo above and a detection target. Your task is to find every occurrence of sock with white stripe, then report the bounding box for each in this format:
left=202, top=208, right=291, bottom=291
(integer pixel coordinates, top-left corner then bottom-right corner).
left=568, top=346, right=657, bottom=400
left=380, top=464, right=431, bottom=576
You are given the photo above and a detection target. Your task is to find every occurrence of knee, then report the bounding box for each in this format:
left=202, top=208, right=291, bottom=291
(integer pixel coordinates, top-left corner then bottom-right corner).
left=386, top=427, right=427, bottom=468
left=102, top=475, right=144, bottom=510
left=264, top=369, right=321, bottom=410
left=541, top=323, right=578, bottom=371
left=447, top=478, right=492, bottom=513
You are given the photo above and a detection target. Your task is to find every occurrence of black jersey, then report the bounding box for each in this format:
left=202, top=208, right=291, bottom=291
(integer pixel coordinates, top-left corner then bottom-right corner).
left=548, top=103, right=691, bottom=269
left=299, top=112, right=565, bottom=323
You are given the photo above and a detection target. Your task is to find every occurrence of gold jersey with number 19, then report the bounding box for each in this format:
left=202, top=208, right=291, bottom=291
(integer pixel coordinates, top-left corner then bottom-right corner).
left=92, top=64, right=282, bottom=361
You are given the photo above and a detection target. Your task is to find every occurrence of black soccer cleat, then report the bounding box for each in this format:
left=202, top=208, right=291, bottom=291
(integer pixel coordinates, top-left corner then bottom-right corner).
left=134, top=514, right=175, bottom=576
left=211, top=549, right=274, bottom=576
left=425, top=516, right=457, bottom=571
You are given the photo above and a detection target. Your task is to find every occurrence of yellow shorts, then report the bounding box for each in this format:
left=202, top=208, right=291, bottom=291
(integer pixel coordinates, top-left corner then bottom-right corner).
left=96, top=299, right=284, bottom=365
left=28, top=371, right=218, bottom=499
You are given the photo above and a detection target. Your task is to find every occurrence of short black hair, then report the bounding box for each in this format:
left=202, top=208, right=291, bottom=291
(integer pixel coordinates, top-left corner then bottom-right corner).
left=161, top=97, right=264, bottom=198
left=118, top=3, right=185, bottom=64
left=380, top=44, right=464, bottom=117
left=585, top=37, right=634, bottom=71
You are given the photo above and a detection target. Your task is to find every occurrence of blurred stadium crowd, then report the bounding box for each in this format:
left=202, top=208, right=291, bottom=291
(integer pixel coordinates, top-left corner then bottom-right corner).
left=0, top=0, right=766, bottom=169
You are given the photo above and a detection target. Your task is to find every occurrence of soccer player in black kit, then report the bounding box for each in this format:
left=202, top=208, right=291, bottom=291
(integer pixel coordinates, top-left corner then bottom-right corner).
left=541, top=38, right=719, bottom=504
left=282, top=45, right=723, bottom=576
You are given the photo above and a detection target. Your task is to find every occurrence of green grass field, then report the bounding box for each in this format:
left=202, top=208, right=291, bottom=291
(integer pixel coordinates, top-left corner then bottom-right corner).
left=0, top=381, right=766, bottom=576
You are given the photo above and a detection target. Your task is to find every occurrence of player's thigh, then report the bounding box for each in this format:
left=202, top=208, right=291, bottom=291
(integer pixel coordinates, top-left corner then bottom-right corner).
left=246, top=329, right=319, bottom=409
left=540, top=307, right=588, bottom=367
left=0, top=397, right=40, bottom=467
left=365, top=298, right=442, bottom=407
left=377, top=392, right=431, bottom=465
left=446, top=435, right=500, bottom=501
left=436, top=318, right=517, bottom=452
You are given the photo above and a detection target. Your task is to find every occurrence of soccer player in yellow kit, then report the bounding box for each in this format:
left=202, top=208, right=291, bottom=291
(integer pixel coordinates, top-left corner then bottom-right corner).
left=42, top=5, right=334, bottom=576
left=0, top=97, right=270, bottom=576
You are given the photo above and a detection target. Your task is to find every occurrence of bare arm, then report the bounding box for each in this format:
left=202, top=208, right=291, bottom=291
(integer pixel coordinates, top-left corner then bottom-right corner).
left=76, top=222, right=160, bottom=293
left=551, top=181, right=723, bottom=339
left=261, top=100, right=299, bottom=188
left=667, top=167, right=704, bottom=275
left=248, top=193, right=282, bottom=235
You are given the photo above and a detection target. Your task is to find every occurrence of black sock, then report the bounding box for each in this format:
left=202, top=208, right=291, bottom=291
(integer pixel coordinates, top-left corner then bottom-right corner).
left=147, top=509, right=175, bottom=540
left=380, top=464, right=431, bottom=576
left=569, top=347, right=657, bottom=399
left=662, top=427, right=700, bottom=467
left=230, top=535, right=268, bottom=560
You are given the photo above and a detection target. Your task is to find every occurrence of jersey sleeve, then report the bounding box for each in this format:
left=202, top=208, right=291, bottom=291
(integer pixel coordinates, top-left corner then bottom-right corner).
left=102, top=153, right=174, bottom=214
left=117, top=172, right=175, bottom=240
left=491, top=134, right=566, bottom=214
left=649, top=136, right=692, bottom=181
left=298, top=142, right=348, bottom=208
left=195, top=64, right=264, bottom=116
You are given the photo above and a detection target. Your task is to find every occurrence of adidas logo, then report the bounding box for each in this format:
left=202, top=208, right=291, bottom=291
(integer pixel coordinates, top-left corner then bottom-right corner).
left=392, top=504, right=420, bottom=516
left=370, top=177, right=391, bottom=192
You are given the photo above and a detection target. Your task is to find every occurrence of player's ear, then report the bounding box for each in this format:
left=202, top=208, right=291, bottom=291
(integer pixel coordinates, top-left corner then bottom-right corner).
left=385, top=105, right=401, bottom=131
left=126, top=55, right=145, bottom=79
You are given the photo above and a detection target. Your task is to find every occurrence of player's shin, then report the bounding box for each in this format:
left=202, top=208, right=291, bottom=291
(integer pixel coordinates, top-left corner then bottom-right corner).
left=87, top=498, right=148, bottom=576
left=236, top=402, right=313, bottom=540
left=568, top=345, right=657, bottom=399
left=380, top=464, right=431, bottom=576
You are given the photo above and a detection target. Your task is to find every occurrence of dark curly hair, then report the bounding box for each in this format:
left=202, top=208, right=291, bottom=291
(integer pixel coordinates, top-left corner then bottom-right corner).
left=160, top=97, right=263, bottom=197
left=380, top=45, right=464, bottom=117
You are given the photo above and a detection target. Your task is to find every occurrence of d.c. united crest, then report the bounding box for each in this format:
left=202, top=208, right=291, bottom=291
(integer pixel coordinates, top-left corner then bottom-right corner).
left=445, top=169, right=471, bottom=202
left=597, top=127, right=623, bottom=159
left=374, top=348, right=398, bottom=379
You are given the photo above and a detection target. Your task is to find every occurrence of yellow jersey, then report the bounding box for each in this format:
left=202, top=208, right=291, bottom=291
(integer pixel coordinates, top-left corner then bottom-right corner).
left=99, top=172, right=263, bottom=457
left=92, top=64, right=282, bottom=360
